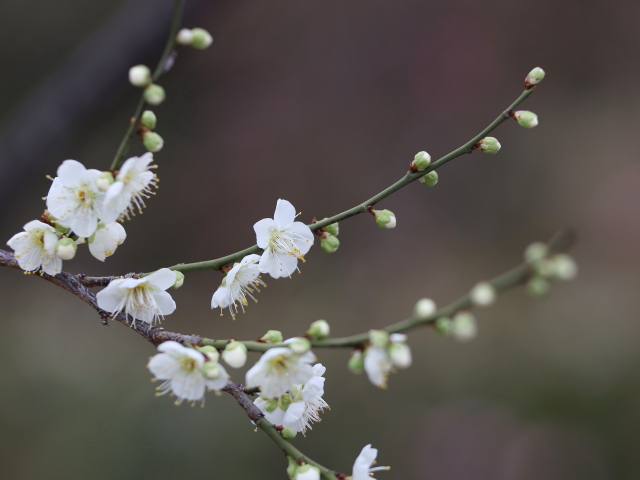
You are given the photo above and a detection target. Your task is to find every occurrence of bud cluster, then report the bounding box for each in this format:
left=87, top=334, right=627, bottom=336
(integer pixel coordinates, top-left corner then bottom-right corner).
left=524, top=242, right=578, bottom=297
left=176, top=28, right=214, bottom=49
left=317, top=218, right=341, bottom=253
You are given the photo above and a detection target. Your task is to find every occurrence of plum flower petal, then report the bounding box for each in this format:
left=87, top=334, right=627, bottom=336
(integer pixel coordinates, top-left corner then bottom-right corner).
left=211, top=254, right=265, bottom=318
left=245, top=346, right=316, bottom=398
left=102, top=153, right=156, bottom=222
left=88, top=222, right=127, bottom=261
left=352, top=445, right=389, bottom=480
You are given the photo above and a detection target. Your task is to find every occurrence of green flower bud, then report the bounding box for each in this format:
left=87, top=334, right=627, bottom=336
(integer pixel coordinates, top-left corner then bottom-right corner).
left=348, top=350, right=364, bottom=374
left=261, top=330, right=283, bottom=343
left=527, top=277, right=550, bottom=297
left=514, top=110, right=539, bottom=128
left=451, top=312, right=477, bottom=342
left=175, top=28, right=194, bottom=46
left=372, top=209, right=396, bottom=229
left=55, top=237, right=77, bottom=260
left=469, top=282, right=496, bottom=307
left=479, top=137, right=501, bottom=154
left=96, top=171, right=115, bottom=192
left=553, top=254, right=578, bottom=281
left=128, top=64, right=151, bottom=87
left=419, top=171, right=438, bottom=187
left=140, top=110, right=157, bottom=129
left=202, top=361, right=221, bottom=379
left=196, top=345, right=220, bottom=362
left=191, top=28, right=213, bottom=49
left=414, top=298, right=437, bottom=319
left=323, top=220, right=339, bottom=236
left=369, top=329, right=389, bottom=348
left=142, top=131, right=164, bottom=152
left=264, top=398, right=279, bottom=413
left=288, top=337, right=311, bottom=354
left=412, top=151, right=431, bottom=171
left=287, top=456, right=299, bottom=479
left=320, top=234, right=340, bottom=253
left=281, top=426, right=297, bottom=439
left=222, top=341, right=248, bottom=368
left=307, top=319, right=330, bottom=339
left=172, top=271, right=185, bottom=289
left=525, top=67, right=546, bottom=87
left=524, top=242, right=548, bottom=263
left=434, top=317, right=452, bottom=336
left=280, top=393, right=292, bottom=410
left=144, top=84, right=166, bottom=106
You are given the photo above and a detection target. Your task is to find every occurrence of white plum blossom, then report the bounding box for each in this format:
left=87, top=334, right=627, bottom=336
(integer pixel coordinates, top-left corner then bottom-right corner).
left=7, top=220, right=62, bottom=276
left=46, top=160, right=104, bottom=237
left=96, top=268, right=176, bottom=325
left=147, top=341, right=229, bottom=405
left=352, top=445, right=389, bottom=480
left=211, top=254, right=265, bottom=318
left=88, top=222, right=127, bottom=261
left=253, top=199, right=314, bottom=279
left=245, top=346, right=316, bottom=398
left=255, top=364, right=328, bottom=434
left=364, top=333, right=411, bottom=389
left=102, top=153, right=156, bottom=222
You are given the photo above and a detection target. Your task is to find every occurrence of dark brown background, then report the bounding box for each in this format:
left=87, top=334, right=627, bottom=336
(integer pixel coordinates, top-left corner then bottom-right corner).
left=1, top=0, right=638, bottom=478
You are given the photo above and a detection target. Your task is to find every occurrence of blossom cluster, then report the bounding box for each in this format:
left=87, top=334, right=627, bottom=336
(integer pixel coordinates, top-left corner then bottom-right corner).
left=7, top=153, right=157, bottom=275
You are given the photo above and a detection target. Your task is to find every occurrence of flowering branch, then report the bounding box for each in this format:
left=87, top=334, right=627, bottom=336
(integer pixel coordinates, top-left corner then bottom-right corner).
left=109, top=0, right=185, bottom=172
left=162, top=87, right=535, bottom=275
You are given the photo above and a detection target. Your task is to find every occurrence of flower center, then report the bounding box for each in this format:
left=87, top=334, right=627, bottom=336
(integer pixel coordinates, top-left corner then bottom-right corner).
left=75, top=186, right=94, bottom=206
left=268, top=231, right=305, bottom=260
left=269, top=354, right=290, bottom=373
left=180, top=357, right=197, bottom=372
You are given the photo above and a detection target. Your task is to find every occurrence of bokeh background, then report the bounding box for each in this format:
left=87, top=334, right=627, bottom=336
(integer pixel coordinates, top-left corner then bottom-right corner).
left=1, top=0, right=639, bottom=478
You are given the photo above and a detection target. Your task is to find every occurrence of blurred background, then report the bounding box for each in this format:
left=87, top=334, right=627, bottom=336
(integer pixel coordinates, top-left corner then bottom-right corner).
left=0, top=0, right=638, bottom=478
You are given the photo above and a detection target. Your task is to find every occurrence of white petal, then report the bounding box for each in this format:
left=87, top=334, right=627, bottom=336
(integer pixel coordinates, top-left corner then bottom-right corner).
left=148, top=353, right=180, bottom=380
left=171, top=370, right=206, bottom=402
left=353, top=445, right=378, bottom=480
left=283, top=401, right=306, bottom=427
left=253, top=218, right=276, bottom=248
left=273, top=199, right=296, bottom=230
left=152, top=290, right=176, bottom=316
left=146, top=268, right=179, bottom=291
left=57, top=160, right=86, bottom=186
left=288, top=222, right=314, bottom=254
left=211, top=285, right=231, bottom=309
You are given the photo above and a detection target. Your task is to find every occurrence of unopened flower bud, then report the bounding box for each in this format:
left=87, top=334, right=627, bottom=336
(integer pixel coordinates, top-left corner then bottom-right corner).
left=348, top=350, right=364, bottom=374
left=451, top=312, right=477, bottom=342
left=369, top=329, right=389, bottom=348
left=202, top=361, right=221, bottom=379
left=140, top=110, right=157, bottom=129
left=434, top=317, right=452, bottom=336
left=144, top=84, right=166, bottom=106
left=287, top=456, right=299, bottom=479
left=419, top=171, right=438, bottom=187
left=322, top=220, right=339, bottom=236
left=171, top=271, right=184, bottom=290
left=282, top=426, right=297, bottom=440
left=263, top=397, right=279, bottom=412
left=55, top=237, right=77, bottom=260
left=320, top=234, right=340, bottom=253
left=513, top=110, right=539, bottom=128
left=527, top=277, right=550, bottom=297
left=525, top=67, right=546, bottom=87
left=389, top=342, right=412, bottom=368
left=479, top=137, right=501, bottom=154
left=414, top=298, right=437, bottom=319
left=280, top=393, right=293, bottom=410
left=261, top=330, right=283, bottom=343
left=191, top=28, right=213, bottom=49
left=222, top=341, right=248, bottom=368
left=142, top=131, right=164, bottom=152
left=307, top=319, right=330, bottom=339
left=129, top=65, right=151, bottom=87
left=176, top=28, right=194, bottom=46
left=96, top=171, right=115, bottom=192
left=470, top=282, right=496, bottom=307
left=295, top=464, right=320, bottom=480
left=196, top=345, right=220, bottom=362
left=372, top=209, right=396, bottom=229
left=553, top=254, right=578, bottom=281
left=411, top=151, right=431, bottom=171
left=525, top=242, right=548, bottom=263
left=288, top=337, right=311, bottom=354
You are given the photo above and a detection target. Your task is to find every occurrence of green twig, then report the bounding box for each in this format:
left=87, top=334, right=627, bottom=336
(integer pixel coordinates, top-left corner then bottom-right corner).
left=163, top=87, right=535, bottom=274
left=201, top=228, right=574, bottom=352
left=109, top=0, right=185, bottom=172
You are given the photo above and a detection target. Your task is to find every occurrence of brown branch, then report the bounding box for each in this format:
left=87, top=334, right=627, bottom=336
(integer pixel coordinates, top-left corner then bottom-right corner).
left=0, top=248, right=200, bottom=346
